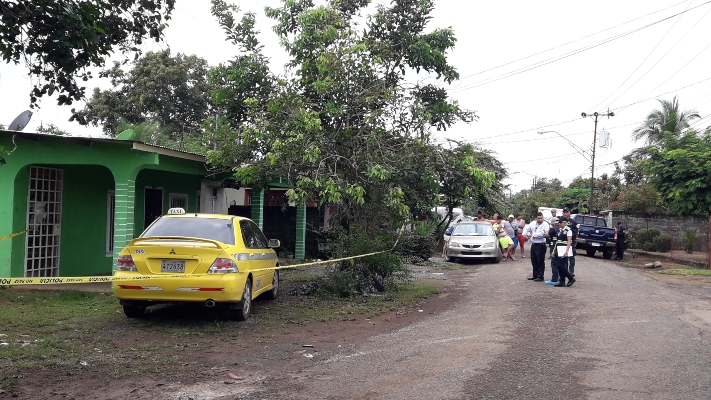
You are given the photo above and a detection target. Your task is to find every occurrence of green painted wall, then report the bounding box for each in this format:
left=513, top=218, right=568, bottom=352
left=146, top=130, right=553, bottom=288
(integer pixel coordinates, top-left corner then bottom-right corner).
left=60, top=165, right=115, bottom=276
left=134, top=169, right=203, bottom=231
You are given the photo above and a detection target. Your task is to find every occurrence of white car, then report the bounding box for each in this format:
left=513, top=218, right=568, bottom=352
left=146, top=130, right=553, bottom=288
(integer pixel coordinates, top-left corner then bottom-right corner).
left=444, top=222, right=502, bottom=263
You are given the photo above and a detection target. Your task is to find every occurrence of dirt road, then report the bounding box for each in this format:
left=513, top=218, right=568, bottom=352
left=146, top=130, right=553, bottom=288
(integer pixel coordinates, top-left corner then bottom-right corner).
left=8, top=255, right=711, bottom=400
left=229, top=255, right=711, bottom=399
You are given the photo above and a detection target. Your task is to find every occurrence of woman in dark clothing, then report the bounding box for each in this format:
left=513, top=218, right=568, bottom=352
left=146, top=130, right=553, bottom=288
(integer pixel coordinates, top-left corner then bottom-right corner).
left=615, top=221, right=626, bottom=260
left=553, top=217, right=576, bottom=287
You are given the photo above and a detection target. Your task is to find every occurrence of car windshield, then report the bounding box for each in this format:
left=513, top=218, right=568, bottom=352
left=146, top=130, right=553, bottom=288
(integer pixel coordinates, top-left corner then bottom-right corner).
left=452, top=223, right=494, bottom=236
left=141, top=217, right=235, bottom=245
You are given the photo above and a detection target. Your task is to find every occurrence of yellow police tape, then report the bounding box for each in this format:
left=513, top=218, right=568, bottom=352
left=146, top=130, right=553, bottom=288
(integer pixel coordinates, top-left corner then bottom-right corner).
left=0, top=230, right=28, bottom=242
left=0, top=225, right=405, bottom=286
left=0, top=251, right=391, bottom=286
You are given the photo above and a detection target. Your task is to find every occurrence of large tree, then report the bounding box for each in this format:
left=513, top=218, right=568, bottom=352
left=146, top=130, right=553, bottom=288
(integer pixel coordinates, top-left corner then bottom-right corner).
left=0, top=1, right=175, bottom=114
left=80, top=50, right=212, bottom=141
left=206, top=0, right=494, bottom=228
left=647, top=130, right=711, bottom=215
left=631, top=95, right=700, bottom=146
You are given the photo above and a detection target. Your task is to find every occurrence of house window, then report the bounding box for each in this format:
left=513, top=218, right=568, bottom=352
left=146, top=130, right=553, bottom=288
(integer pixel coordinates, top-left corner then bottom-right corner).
left=169, top=193, right=188, bottom=210
left=106, top=190, right=115, bottom=256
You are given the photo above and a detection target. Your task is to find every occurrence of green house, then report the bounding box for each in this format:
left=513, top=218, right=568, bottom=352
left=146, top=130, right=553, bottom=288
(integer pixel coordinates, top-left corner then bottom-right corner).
left=0, top=130, right=310, bottom=278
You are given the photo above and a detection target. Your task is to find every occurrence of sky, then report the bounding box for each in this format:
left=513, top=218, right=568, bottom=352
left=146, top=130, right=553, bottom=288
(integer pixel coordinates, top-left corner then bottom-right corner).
left=1, top=0, right=710, bottom=193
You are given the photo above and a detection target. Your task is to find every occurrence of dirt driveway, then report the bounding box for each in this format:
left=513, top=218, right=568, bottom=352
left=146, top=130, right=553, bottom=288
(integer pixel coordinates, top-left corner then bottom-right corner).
left=8, top=255, right=711, bottom=400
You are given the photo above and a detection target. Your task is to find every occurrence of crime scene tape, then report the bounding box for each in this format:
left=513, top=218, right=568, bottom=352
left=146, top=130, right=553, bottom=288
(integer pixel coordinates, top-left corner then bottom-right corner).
left=0, top=226, right=407, bottom=286
left=0, top=251, right=387, bottom=286
left=0, top=230, right=28, bottom=242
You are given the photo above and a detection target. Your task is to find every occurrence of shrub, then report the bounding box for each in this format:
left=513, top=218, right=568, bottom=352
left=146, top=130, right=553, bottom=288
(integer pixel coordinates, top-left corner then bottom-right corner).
left=653, top=234, right=672, bottom=253
left=681, top=229, right=697, bottom=253
left=322, top=227, right=409, bottom=297
left=629, top=228, right=661, bottom=251
left=394, top=230, right=436, bottom=264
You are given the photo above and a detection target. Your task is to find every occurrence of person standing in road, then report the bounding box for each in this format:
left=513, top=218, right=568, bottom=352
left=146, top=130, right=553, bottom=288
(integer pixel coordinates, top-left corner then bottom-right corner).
left=506, top=214, right=519, bottom=250
left=562, top=207, right=578, bottom=277
left=549, top=209, right=558, bottom=226
left=546, top=217, right=560, bottom=284
left=495, top=215, right=517, bottom=261
left=523, top=212, right=549, bottom=281
left=515, top=213, right=527, bottom=258
left=553, top=217, right=576, bottom=287
left=615, top=221, right=626, bottom=260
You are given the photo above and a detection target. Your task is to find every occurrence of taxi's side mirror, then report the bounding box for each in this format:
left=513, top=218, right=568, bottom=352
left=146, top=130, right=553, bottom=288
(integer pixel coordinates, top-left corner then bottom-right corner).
left=268, top=239, right=281, bottom=248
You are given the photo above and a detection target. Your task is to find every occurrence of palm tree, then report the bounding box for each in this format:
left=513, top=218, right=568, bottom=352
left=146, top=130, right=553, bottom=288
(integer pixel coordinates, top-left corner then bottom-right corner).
left=631, top=95, right=700, bottom=145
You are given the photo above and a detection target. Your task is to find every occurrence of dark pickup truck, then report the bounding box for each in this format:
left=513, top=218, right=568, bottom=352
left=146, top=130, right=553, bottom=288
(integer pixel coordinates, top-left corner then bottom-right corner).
left=571, top=214, right=617, bottom=259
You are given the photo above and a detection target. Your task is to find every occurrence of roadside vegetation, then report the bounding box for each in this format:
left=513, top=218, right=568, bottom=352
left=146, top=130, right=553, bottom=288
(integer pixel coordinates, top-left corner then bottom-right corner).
left=0, top=264, right=443, bottom=391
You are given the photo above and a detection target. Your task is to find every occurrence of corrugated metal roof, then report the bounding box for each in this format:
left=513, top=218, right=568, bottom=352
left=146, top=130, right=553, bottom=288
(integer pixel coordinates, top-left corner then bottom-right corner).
left=0, top=130, right=208, bottom=161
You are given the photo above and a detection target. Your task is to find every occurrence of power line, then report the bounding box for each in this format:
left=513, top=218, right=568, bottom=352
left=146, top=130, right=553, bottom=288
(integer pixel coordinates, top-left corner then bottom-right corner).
left=589, top=0, right=697, bottom=111
left=449, top=1, right=711, bottom=93
left=611, top=76, right=711, bottom=112
left=454, top=0, right=692, bottom=83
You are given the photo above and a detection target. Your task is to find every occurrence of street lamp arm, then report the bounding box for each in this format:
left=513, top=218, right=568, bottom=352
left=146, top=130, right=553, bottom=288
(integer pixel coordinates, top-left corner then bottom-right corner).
left=537, top=130, right=592, bottom=162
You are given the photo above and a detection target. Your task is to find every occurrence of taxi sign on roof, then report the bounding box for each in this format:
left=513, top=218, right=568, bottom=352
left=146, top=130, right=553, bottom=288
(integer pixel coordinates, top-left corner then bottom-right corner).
left=167, top=207, right=186, bottom=215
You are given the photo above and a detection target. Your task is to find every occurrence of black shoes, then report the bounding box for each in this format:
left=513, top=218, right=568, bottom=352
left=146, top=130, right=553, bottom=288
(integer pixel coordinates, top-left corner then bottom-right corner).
left=553, top=282, right=566, bottom=287
left=527, top=276, right=535, bottom=280
left=533, top=278, right=544, bottom=282
left=566, top=278, right=576, bottom=287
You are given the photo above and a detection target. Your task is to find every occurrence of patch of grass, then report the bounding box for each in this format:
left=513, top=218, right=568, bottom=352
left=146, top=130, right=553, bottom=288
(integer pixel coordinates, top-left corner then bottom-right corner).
left=657, top=269, right=711, bottom=276
left=0, top=270, right=442, bottom=390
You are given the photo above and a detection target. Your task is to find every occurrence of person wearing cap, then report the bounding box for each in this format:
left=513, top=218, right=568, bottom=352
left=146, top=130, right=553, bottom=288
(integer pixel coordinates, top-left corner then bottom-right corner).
left=505, top=214, right=518, bottom=250
left=548, top=209, right=558, bottom=226
left=523, top=212, right=549, bottom=281
left=546, top=217, right=561, bottom=284
left=553, top=216, right=575, bottom=287
left=615, top=221, right=626, bottom=260
left=561, top=207, right=578, bottom=277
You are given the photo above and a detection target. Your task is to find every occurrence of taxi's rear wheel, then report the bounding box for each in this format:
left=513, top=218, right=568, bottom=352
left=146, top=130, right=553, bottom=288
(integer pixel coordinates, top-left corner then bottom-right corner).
left=123, top=305, right=145, bottom=318
left=230, top=278, right=252, bottom=321
left=265, top=269, right=279, bottom=300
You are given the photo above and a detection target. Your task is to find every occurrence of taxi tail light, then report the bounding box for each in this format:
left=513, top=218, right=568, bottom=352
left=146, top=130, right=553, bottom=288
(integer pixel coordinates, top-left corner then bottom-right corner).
left=116, top=255, right=137, bottom=271
left=208, top=258, right=238, bottom=273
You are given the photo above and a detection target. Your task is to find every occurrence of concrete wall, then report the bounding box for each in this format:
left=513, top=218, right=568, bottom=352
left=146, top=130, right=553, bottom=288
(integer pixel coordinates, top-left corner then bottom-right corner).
left=610, top=212, right=709, bottom=252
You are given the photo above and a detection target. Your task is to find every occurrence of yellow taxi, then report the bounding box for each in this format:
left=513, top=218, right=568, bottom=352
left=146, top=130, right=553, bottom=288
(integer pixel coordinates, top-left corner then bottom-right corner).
left=112, top=208, right=280, bottom=321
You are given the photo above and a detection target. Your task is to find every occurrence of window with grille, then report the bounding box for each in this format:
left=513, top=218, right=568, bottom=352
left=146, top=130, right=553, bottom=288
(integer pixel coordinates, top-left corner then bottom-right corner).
left=169, top=193, right=188, bottom=210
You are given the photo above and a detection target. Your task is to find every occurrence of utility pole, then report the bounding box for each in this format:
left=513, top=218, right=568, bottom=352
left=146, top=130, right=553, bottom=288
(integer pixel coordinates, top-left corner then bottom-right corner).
left=581, top=110, right=614, bottom=214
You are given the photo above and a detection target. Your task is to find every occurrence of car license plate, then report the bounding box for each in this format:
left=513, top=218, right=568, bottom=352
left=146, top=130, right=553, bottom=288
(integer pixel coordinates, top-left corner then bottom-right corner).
left=591, top=242, right=601, bottom=247
left=161, top=260, right=185, bottom=273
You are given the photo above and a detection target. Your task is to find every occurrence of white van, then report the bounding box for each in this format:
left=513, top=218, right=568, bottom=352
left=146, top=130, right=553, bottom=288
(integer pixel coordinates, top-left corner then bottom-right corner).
left=537, top=207, right=564, bottom=219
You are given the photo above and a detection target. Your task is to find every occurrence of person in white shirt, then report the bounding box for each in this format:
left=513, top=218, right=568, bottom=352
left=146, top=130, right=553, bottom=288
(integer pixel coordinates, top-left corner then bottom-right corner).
left=523, top=212, right=550, bottom=281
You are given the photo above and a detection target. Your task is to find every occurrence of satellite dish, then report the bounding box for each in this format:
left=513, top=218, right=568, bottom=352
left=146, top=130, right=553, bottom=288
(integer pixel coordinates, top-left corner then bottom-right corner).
left=8, top=110, right=33, bottom=131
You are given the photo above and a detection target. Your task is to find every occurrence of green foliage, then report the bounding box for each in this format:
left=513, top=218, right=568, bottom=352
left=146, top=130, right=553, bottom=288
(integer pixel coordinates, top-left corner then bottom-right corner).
left=632, top=95, right=700, bottom=146
left=681, top=229, right=697, bottom=253
left=609, top=183, right=661, bottom=213
left=648, top=131, right=711, bottom=216
left=394, top=228, right=436, bottom=264
left=554, top=188, right=589, bottom=213
left=207, top=0, right=496, bottom=230
left=629, top=228, right=661, bottom=252
left=653, top=234, right=672, bottom=253
left=0, top=145, right=7, bottom=166
left=0, top=1, right=175, bottom=113
left=324, top=227, right=409, bottom=297
left=514, top=189, right=563, bottom=221
left=36, top=124, right=70, bottom=136
left=80, top=50, right=211, bottom=141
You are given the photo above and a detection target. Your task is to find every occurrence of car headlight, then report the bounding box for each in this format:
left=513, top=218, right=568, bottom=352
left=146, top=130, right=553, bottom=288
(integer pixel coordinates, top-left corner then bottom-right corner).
left=449, top=242, right=462, bottom=248
left=482, top=241, right=495, bottom=248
